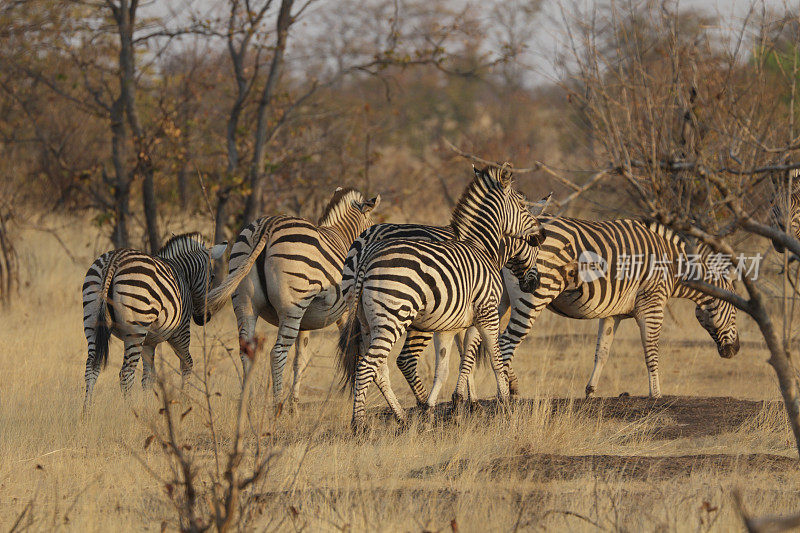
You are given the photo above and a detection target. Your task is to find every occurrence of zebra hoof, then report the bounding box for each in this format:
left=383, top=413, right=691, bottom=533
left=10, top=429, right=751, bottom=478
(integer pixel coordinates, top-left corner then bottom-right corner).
left=351, top=418, right=368, bottom=437
left=285, top=397, right=300, bottom=415
left=450, top=393, right=468, bottom=418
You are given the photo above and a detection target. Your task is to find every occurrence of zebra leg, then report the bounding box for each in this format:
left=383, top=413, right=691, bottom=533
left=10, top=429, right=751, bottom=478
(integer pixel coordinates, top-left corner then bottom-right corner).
left=119, top=332, right=146, bottom=396
left=352, top=317, right=407, bottom=432
left=453, top=328, right=480, bottom=406
left=167, top=328, right=193, bottom=389
left=141, top=344, right=156, bottom=390
left=396, top=331, right=433, bottom=406
left=636, top=309, right=664, bottom=398
left=427, top=331, right=457, bottom=408
left=585, top=316, right=622, bottom=397
left=271, top=298, right=313, bottom=406
left=506, top=365, right=520, bottom=397
left=375, top=358, right=407, bottom=425
left=290, top=330, right=312, bottom=403
left=237, top=312, right=258, bottom=378
left=499, top=299, right=550, bottom=371
left=83, top=329, right=105, bottom=413
left=474, top=308, right=509, bottom=405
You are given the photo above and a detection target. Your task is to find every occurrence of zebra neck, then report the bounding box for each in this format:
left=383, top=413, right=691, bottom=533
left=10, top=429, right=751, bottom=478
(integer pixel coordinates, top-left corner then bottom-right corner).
left=453, top=224, right=502, bottom=266
left=672, top=281, right=713, bottom=306
left=321, top=221, right=360, bottom=253
left=322, top=209, right=365, bottom=244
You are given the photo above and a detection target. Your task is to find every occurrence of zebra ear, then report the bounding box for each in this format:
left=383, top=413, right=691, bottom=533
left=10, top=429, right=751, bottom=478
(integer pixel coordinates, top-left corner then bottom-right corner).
left=472, top=164, right=481, bottom=179
left=358, top=194, right=381, bottom=214
left=527, top=192, right=553, bottom=216
left=497, top=162, right=514, bottom=189
left=210, top=242, right=228, bottom=260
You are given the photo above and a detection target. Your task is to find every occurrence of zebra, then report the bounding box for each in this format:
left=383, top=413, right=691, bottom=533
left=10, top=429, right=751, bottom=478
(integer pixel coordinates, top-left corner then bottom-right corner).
left=432, top=216, right=740, bottom=404
left=337, top=198, right=548, bottom=409
left=81, top=231, right=270, bottom=411
left=227, top=187, right=380, bottom=406
left=770, top=168, right=800, bottom=257
left=336, top=164, right=546, bottom=432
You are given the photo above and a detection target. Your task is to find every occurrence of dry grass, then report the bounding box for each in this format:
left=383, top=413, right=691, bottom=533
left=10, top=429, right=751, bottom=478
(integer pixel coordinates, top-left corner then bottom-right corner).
left=1, top=214, right=797, bottom=532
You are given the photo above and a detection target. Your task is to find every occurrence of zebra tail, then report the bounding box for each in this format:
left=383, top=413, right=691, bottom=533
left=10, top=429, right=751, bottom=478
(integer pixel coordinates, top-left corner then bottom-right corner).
left=336, top=311, right=361, bottom=394
left=336, top=265, right=368, bottom=394
left=95, top=255, right=119, bottom=370
left=203, top=220, right=272, bottom=316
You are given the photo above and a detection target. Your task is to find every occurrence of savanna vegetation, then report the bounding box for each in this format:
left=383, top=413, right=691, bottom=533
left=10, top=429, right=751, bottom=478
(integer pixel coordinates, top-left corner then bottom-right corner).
left=2, top=0, right=800, bottom=531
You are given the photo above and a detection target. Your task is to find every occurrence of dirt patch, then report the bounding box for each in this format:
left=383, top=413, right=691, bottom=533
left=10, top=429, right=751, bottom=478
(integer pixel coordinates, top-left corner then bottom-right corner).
left=408, top=452, right=798, bottom=482
left=399, top=396, right=780, bottom=440
left=484, top=453, right=798, bottom=481
left=550, top=396, right=777, bottom=439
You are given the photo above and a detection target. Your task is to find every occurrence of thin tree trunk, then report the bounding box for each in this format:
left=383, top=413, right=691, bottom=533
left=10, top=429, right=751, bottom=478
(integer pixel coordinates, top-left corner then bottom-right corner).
left=748, top=291, right=800, bottom=456
left=177, top=165, right=189, bottom=209
left=0, top=208, right=18, bottom=305
left=109, top=96, right=130, bottom=249
left=114, top=0, right=160, bottom=252
left=213, top=187, right=233, bottom=281
left=142, top=169, right=160, bottom=252
left=242, top=0, right=294, bottom=224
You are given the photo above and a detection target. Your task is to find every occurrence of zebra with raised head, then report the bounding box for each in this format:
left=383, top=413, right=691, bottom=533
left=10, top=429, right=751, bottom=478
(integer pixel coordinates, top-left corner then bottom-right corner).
left=82, top=232, right=269, bottom=410
left=433, top=216, right=740, bottom=404
left=336, top=164, right=546, bottom=432
left=338, top=209, right=545, bottom=409
left=227, top=187, right=380, bottom=406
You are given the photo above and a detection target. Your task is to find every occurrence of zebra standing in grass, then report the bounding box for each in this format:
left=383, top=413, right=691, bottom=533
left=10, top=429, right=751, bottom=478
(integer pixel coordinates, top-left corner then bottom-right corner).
left=228, top=188, right=380, bottom=406
left=338, top=202, right=546, bottom=409
left=82, top=232, right=269, bottom=410
left=432, top=216, right=740, bottom=404
left=336, top=164, right=546, bottom=431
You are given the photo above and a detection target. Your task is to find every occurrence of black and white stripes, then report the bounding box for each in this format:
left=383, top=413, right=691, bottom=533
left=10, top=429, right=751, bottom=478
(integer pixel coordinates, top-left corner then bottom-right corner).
left=81, top=232, right=267, bottom=411
left=336, top=164, right=544, bottom=431
left=227, top=188, right=380, bottom=405
left=444, top=217, right=740, bottom=400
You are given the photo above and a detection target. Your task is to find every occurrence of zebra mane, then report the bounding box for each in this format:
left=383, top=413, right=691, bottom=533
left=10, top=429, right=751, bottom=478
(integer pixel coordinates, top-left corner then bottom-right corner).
left=318, top=187, right=365, bottom=226
left=645, top=220, right=723, bottom=264
left=644, top=221, right=682, bottom=246
left=450, top=164, right=513, bottom=239
left=157, top=232, right=207, bottom=259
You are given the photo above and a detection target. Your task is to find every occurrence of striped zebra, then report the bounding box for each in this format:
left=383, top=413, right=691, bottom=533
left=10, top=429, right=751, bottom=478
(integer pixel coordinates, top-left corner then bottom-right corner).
left=338, top=198, right=547, bottom=409
left=770, top=168, right=800, bottom=256
left=336, top=164, right=545, bottom=431
left=82, top=232, right=269, bottom=410
left=227, top=187, right=380, bottom=406
left=434, top=216, right=740, bottom=403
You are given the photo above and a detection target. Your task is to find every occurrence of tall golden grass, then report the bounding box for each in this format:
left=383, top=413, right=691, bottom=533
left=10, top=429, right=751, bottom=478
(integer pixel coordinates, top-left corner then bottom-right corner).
left=0, top=214, right=795, bottom=532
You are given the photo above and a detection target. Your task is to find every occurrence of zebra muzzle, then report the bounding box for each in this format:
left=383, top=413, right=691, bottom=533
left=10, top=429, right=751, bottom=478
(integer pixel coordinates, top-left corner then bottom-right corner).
left=718, top=339, right=739, bottom=359
left=519, top=269, right=540, bottom=293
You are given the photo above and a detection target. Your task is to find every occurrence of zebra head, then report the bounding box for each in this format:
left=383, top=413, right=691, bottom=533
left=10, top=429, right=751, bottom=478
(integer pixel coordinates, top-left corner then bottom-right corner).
left=503, top=238, right=541, bottom=293
left=318, top=187, right=381, bottom=242
left=695, top=276, right=739, bottom=359
left=451, top=163, right=546, bottom=292
left=158, top=233, right=228, bottom=325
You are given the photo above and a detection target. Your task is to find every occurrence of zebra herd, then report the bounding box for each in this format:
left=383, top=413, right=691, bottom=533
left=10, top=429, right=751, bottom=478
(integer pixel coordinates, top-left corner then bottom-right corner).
left=84, top=161, right=800, bottom=432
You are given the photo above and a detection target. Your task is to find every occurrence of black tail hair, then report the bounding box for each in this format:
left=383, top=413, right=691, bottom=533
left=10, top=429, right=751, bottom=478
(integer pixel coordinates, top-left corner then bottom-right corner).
left=336, top=311, right=362, bottom=394
left=95, top=314, right=110, bottom=370
left=93, top=253, right=119, bottom=371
